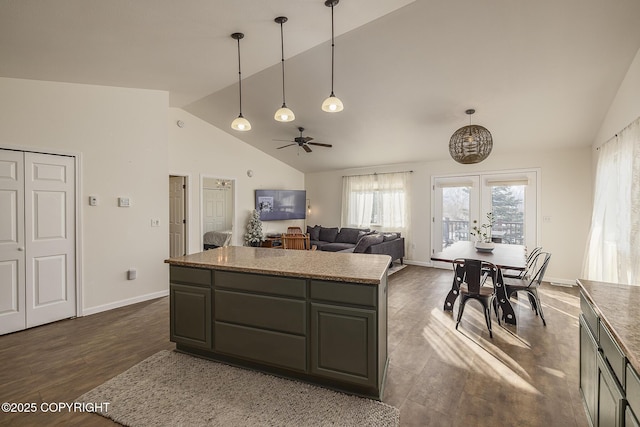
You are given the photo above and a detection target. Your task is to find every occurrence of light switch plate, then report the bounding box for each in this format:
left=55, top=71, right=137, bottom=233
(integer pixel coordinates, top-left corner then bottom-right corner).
left=151, top=219, right=160, bottom=227
left=118, top=197, right=130, bottom=207
left=89, top=196, right=98, bottom=206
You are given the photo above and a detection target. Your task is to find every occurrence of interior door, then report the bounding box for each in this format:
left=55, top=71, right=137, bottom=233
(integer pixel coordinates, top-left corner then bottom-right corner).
left=169, top=176, right=186, bottom=257
left=24, top=152, right=76, bottom=328
left=203, top=188, right=228, bottom=232
left=0, top=149, right=26, bottom=335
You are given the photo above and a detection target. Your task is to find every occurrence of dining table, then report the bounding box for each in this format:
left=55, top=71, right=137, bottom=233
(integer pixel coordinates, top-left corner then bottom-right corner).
left=431, top=241, right=527, bottom=325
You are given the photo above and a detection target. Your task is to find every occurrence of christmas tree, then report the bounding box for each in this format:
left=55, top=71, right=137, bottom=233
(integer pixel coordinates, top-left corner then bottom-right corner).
left=244, top=209, right=264, bottom=246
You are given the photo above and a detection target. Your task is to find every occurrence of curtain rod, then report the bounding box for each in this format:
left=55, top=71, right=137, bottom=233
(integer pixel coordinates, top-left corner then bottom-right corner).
left=342, top=170, right=413, bottom=178
left=596, top=115, right=640, bottom=151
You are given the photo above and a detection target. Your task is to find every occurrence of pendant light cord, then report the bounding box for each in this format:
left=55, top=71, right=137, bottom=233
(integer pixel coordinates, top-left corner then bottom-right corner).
left=330, top=3, right=335, bottom=96
left=236, top=37, right=243, bottom=116
left=280, top=22, right=286, bottom=106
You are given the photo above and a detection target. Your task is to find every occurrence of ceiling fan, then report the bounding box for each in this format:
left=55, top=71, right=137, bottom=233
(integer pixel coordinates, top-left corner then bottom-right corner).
left=275, top=127, right=333, bottom=153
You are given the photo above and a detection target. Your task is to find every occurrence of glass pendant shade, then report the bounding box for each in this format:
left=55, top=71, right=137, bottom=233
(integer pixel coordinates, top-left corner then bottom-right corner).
left=231, top=114, right=251, bottom=131
left=322, top=94, right=344, bottom=113
left=275, top=105, right=295, bottom=122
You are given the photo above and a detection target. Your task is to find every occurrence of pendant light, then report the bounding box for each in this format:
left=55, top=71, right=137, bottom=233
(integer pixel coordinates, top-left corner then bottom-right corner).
left=274, top=17, right=295, bottom=122
left=321, top=0, right=344, bottom=113
left=230, top=32, right=251, bottom=131
left=449, top=109, right=493, bottom=164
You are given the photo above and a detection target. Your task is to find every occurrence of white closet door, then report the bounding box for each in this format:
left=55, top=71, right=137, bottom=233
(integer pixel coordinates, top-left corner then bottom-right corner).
left=0, top=149, right=26, bottom=335
left=24, top=152, right=76, bottom=328
left=169, top=176, right=186, bottom=257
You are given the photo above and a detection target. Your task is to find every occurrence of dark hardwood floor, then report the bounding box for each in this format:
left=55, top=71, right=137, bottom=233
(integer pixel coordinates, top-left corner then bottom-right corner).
left=0, top=266, right=588, bottom=426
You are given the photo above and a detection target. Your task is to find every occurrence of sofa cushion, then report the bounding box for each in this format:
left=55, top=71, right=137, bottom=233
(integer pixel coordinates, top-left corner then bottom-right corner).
left=353, top=234, right=384, bottom=253
left=320, top=242, right=356, bottom=252
left=307, top=225, right=321, bottom=241
left=319, top=227, right=339, bottom=243
left=336, top=227, right=368, bottom=244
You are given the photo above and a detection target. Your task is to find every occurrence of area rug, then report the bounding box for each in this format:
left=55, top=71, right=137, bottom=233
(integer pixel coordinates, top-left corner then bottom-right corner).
left=78, top=350, right=399, bottom=427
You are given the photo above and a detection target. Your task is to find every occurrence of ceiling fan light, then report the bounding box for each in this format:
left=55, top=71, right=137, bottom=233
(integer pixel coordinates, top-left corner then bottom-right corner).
left=274, top=105, right=295, bottom=122
left=322, top=94, right=344, bottom=113
left=231, top=115, right=251, bottom=131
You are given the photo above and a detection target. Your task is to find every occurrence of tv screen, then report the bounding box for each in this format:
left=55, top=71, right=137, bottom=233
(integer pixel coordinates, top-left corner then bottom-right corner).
left=255, top=190, right=306, bottom=221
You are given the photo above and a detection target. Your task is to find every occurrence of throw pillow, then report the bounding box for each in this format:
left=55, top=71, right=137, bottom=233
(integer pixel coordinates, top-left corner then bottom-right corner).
left=353, top=234, right=384, bottom=253
left=318, top=226, right=339, bottom=243
left=336, top=227, right=366, bottom=244
left=307, top=225, right=321, bottom=241
left=382, top=232, right=398, bottom=241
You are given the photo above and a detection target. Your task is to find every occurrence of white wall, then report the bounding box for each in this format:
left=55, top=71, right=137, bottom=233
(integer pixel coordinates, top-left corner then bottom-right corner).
left=0, top=77, right=169, bottom=314
left=168, top=108, right=305, bottom=253
left=305, top=146, right=592, bottom=283
left=593, top=47, right=640, bottom=148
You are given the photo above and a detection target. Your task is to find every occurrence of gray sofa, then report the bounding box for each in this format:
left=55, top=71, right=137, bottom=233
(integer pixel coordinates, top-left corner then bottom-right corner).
left=307, top=225, right=405, bottom=264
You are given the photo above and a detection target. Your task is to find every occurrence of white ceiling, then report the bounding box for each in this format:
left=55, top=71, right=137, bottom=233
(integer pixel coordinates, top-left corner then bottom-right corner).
left=2, top=0, right=640, bottom=173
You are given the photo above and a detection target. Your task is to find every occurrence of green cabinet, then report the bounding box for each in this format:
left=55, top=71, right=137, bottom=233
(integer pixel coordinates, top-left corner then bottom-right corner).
left=597, top=352, right=624, bottom=427
left=310, top=302, right=376, bottom=386
left=168, top=265, right=388, bottom=398
left=580, top=315, right=598, bottom=426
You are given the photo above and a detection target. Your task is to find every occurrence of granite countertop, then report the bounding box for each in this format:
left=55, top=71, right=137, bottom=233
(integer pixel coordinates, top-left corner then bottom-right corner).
left=578, top=279, right=640, bottom=373
left=165, top=246, right=390, bottom=285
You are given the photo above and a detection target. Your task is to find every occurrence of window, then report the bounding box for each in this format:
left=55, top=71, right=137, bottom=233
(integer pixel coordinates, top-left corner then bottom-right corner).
left=341, top=172, right=412, bottom=242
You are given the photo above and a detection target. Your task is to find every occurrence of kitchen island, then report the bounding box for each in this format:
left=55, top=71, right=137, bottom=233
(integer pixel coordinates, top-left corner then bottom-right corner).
left=578, top=279, right=640, bottom=427
left=165, top=246, right=390, bottom=399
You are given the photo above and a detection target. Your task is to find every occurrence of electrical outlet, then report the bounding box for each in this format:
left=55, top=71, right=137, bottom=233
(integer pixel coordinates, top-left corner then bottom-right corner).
left=543, top=216, right=552, bottom=223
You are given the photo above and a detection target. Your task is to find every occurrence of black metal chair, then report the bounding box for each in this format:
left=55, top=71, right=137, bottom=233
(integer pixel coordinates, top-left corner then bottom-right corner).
left=503, top=246, right=542, bottom=279
left=504, top=251, right=551, bottom=325
left=453, top=258, right=499, bottom=338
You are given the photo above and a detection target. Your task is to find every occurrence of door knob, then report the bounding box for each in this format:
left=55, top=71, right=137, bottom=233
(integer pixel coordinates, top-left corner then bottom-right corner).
left=17, top=247, right=24, bottom=251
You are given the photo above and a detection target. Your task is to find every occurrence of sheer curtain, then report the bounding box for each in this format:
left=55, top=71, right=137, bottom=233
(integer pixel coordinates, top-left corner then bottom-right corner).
left=341, top=172, right=412, bottom=258
left=583, top=117, right=640, bottom=284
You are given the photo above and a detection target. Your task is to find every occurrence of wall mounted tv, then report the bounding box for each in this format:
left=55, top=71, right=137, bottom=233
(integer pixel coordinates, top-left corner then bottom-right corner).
left=255, top=189, right=306, bottom=221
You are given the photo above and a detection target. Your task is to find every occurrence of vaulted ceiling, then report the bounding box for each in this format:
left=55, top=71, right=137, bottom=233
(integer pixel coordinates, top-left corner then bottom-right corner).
left=2, top=0, right=640, bottom=172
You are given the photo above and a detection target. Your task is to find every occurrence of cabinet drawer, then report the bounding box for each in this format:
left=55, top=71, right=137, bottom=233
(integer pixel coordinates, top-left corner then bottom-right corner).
left=580, top=292, right=599, bottom=340
left=214, top=290, right=306, bottom=335
left=214, top=322, right=306, bottom=371
left=627, top=364, right=640, bottom=415
left=310, top=280, right=377, bottom=307
left=170, top=266, right=212, bottom=287
left=599, top=320, right=626, bottom=388
left=215, top=271, right=306, bottom=298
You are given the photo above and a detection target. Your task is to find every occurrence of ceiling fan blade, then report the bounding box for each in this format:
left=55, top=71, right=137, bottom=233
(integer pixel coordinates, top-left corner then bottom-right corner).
left=303, top=144, right=312, bottom=153
left=302, top=137, right=314, bottom=143
left=277, top=143, right=296, bottom=149
left=308, top=142, right=333, bottom=148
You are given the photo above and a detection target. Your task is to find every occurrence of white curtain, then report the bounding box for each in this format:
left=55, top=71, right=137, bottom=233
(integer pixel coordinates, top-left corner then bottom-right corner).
left=341, top=172, right=412, bottom=257
left=583, top=117, right=640, bottom=284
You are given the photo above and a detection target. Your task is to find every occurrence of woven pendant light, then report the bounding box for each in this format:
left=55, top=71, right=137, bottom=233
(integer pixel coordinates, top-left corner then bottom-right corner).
left=449, top=109, right=493, bottom=164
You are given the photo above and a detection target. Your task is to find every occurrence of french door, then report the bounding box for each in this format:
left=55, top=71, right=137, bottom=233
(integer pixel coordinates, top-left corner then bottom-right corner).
left=0, top=149, right=76, bottom=335
left=432, top=170, right=538, bottom=255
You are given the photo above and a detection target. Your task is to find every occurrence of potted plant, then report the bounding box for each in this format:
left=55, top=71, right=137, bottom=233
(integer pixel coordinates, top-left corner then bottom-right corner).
left=244, top=209, right=264, bottom=247
left=470, top=212, right=495, bottom=252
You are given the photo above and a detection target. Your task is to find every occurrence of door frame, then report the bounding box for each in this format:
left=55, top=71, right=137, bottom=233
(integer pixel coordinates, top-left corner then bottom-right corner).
left=169, top=173, right=190, bottom=256
left=200, top=174, right=236, bottom=249
left=0, top=144, right=82, bottom=318
left=430, top=167, right=541, bottom=267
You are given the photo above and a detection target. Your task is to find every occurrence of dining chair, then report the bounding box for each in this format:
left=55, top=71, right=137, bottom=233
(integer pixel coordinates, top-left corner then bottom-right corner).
left=453, top=258, right=499, bottom=338
left=286, top=226, right=304, bottom=235
left=504, top=251, right=551, bottom=325
left=281, top=233, right=314, bottom=250
left=503, top=246, right=542, bottom=279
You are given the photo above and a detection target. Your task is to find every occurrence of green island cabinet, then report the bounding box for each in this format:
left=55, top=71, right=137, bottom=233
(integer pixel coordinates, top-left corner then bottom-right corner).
left=579, top=280, right=640, bottom=427
left=167, top=247, right=389, bottom=399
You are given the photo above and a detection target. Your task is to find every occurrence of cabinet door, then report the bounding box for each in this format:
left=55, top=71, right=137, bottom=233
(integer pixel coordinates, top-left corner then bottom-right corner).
left=170, top=284, right=212, bottom=349
left=597, top=352, right=624, bottom=427
left=310, top=303, right=376, bottom=387
left=580, top=315, right=598, bottom=426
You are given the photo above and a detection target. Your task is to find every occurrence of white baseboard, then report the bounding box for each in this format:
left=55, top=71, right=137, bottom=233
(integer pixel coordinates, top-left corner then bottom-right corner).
left=546, top=277, right=577, bottom=287
left=81, top=289, right=169, bottom=316
left=404, top=259, right=431, bottom=267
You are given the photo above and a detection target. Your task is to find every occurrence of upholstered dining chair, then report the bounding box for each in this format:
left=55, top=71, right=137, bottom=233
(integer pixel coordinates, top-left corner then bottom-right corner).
left=281, top=233, right=314, bottom=250
left=504, top=251, right=551, bottom=325
left=453, top=258, right=499, bottom=338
